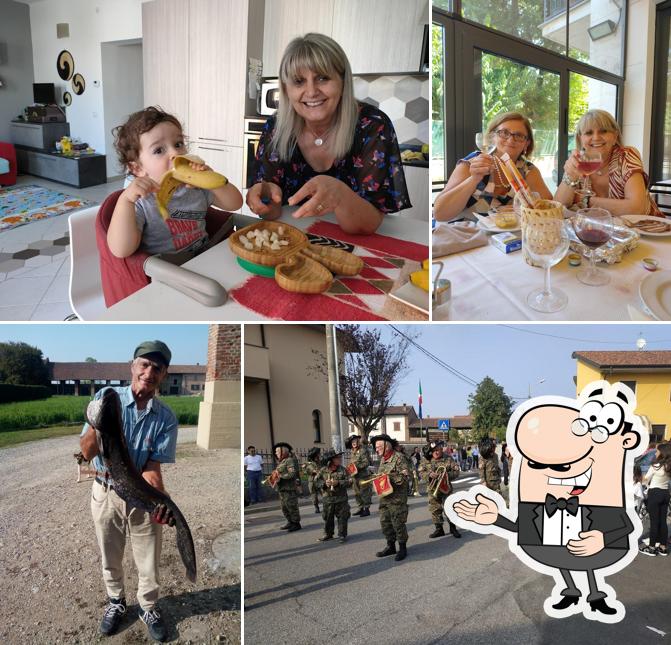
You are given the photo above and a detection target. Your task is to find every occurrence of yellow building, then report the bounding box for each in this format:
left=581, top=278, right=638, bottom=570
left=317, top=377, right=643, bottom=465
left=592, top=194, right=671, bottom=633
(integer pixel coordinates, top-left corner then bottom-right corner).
left=573, top=351, right=671, bottom=442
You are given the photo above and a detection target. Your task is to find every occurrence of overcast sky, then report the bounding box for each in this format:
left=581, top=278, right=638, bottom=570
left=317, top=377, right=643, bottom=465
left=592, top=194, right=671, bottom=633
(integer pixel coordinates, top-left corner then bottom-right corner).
left=0, top=324, right=210, bottom=364
left=373, top=324, right=671, bottom=418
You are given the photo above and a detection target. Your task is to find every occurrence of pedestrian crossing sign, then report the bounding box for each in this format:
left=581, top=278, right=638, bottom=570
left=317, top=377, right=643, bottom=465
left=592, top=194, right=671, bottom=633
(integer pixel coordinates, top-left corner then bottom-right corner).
left=438, top=419, right=450, bottom=431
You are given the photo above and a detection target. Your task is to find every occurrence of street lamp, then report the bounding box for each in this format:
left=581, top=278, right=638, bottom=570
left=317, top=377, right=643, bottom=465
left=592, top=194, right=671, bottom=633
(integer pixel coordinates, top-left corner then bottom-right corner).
left=528, top=378, right=546, bottom=399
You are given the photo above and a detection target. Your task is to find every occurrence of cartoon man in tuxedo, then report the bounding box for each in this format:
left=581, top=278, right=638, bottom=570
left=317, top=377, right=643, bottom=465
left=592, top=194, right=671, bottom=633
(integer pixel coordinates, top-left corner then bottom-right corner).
left=447, top=381, right=647, bottom=623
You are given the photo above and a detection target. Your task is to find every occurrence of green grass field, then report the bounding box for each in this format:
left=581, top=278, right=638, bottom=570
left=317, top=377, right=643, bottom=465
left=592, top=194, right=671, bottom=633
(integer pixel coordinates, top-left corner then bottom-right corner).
left=0, top=394, right=202, bottom=432
left=0, top=425, right=82, bottom=449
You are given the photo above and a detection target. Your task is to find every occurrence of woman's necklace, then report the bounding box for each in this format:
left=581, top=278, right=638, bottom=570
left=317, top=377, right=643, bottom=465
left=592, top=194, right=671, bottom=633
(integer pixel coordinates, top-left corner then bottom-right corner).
left=305, top=122, right=333, bottom=147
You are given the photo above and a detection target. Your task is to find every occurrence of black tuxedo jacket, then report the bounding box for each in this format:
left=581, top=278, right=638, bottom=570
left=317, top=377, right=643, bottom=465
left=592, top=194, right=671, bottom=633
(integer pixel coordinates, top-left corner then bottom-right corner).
left=494, top=501, right=633, bottom=549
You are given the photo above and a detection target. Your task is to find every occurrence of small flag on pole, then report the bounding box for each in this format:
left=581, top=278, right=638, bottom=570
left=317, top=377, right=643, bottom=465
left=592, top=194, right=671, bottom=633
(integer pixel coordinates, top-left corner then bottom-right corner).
left=418, top=380, right=423, bottom=420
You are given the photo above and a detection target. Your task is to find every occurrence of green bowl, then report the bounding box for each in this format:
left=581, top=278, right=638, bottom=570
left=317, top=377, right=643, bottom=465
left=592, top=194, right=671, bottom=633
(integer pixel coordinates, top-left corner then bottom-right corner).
left=236, top=256, right=276, bottom=278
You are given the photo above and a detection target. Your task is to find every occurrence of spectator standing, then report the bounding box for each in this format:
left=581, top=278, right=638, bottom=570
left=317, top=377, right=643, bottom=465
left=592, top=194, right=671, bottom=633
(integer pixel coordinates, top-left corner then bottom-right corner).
left=244, top=446, right=264, bottom=505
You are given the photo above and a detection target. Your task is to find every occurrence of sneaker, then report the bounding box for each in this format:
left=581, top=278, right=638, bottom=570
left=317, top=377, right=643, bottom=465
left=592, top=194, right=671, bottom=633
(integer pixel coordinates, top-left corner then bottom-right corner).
left=99, top=597, right=126, bottom=636
left=139, top=608, right=168, bottom=642
left=639, top=544, right=657, bottom=557
left=657, top=547, right=668, bottom=557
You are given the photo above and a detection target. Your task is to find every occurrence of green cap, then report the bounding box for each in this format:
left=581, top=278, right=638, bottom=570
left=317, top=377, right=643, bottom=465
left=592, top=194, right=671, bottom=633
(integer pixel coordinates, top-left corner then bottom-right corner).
left=134, top=340, right=172, bottom=367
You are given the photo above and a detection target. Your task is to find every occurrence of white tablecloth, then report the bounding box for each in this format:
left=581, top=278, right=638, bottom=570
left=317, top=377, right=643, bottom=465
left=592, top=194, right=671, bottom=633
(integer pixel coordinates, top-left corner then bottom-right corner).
left=432, top=221, right=671, bottom=321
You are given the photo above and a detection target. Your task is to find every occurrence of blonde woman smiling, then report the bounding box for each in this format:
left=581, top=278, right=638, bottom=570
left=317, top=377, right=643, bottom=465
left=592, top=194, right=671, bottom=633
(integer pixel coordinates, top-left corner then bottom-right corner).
left=555, top=109, right=663, bottom=216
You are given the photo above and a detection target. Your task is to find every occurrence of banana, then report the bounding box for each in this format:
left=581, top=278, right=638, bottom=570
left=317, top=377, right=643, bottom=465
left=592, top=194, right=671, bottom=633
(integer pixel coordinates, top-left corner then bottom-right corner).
left=156, top=154, right=229, bottom=220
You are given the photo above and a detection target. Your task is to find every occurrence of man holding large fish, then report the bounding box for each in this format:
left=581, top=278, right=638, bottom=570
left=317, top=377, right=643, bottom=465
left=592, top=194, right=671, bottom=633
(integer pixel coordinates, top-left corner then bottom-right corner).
left=80, top=340, right=194, bottom=642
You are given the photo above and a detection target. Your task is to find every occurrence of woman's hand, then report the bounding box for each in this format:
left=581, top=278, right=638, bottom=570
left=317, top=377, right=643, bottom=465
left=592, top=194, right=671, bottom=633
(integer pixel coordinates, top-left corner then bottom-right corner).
left=121, top=176, right=159, bottom=204
left=288, top=176, right=346, bottom=218
left=563, top=151, right=582, bottom=184
left=468, top=153, right=494, bottom=181
left=246, top=181, right=283, bottom=217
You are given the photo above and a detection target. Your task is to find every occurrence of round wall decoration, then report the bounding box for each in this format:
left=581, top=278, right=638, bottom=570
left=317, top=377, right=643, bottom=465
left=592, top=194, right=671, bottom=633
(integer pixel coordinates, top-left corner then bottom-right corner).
left=72, top=73, right=85, bottom=95
left=63, top=91, right=72, bottom=106
left=56, top=50, right=74, bottom=81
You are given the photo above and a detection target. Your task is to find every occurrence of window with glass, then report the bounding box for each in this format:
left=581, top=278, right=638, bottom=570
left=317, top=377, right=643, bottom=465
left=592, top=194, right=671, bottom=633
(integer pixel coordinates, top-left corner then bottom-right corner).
left=431, top=10, right=625, bottom=192
left=651, top=1, right=671, bottom=182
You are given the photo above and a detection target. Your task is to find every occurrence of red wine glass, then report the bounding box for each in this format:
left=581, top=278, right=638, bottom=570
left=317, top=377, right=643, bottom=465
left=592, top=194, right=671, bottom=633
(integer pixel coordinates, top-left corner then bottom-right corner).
left=572, top=207, right=613, bottom=286
left=576, top=149, right=603, bottom=197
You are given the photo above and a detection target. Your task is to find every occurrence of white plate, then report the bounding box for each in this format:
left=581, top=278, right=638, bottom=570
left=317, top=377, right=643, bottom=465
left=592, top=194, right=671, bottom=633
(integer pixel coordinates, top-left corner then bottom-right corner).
left=620, top=214, right=671, bottom=237
left=473, top=211, right=521, bottom=234
left=639, top=270, right=671, bottom=320
left=389, top=281, right=430, bottom=316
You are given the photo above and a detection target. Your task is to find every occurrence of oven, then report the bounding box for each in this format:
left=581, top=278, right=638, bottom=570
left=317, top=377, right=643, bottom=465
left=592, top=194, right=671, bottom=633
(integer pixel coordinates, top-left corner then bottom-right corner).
left=243, top=117, right=268, bottom=189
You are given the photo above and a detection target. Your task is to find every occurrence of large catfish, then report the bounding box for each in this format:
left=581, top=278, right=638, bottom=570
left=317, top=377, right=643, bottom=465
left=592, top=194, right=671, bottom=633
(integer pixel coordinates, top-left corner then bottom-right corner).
left=87, top=388, right=197, bottom=583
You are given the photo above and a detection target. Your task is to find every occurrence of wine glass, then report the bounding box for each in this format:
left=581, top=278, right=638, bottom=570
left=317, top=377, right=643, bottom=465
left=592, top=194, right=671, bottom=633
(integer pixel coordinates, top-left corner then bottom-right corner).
left=572, top=207, right=613, bottom=286
left=475, top=132, right=493, bottom=154
left=523, top=217, right=570, bottom=313
left=576, top=149, right=603, bottom=197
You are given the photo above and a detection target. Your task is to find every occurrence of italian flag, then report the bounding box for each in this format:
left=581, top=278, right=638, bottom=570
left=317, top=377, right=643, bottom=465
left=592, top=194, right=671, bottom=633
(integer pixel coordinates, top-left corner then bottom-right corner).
left=418, top=380, right=423, bottom=420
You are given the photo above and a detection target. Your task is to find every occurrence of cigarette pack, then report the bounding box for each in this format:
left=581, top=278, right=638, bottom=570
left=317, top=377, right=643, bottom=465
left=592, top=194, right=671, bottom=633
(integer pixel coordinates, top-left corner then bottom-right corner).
left=491, top=231, right=521, bottom=254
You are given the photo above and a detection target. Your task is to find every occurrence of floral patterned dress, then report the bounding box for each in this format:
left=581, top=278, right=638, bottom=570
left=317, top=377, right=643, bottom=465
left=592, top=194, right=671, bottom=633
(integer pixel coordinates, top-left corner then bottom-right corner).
left=252, top=102, right=411, bottom=214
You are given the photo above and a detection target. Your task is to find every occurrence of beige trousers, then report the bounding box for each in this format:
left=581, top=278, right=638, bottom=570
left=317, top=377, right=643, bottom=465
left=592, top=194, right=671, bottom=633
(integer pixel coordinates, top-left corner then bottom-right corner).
left=90, top=480, right=162, bottom=610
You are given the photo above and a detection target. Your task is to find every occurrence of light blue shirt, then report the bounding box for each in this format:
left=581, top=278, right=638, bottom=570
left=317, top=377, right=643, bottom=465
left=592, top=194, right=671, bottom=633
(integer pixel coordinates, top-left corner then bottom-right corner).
left=81, top=385, right=178, bottom=480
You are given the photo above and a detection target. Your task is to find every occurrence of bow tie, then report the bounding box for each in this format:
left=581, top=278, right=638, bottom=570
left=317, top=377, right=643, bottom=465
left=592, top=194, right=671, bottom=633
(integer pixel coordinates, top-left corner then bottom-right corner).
left=545, top=493, right=580, bottom=517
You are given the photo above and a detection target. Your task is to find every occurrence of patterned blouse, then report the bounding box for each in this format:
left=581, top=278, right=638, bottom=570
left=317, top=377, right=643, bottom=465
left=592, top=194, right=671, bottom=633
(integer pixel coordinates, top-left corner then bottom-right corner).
left=605, top=145, right=663, bottom=216
left=459, top=151, right=537, bottom=213
left=252, top=102, right=411, bottom=214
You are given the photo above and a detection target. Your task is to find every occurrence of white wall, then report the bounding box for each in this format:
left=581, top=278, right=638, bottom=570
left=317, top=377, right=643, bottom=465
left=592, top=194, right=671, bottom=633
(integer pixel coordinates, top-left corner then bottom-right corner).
left=101, top=41, right=144, bottom=178
left=28, top=0, right=147, bottom=164
left=622, top=0, right=662, bottom=170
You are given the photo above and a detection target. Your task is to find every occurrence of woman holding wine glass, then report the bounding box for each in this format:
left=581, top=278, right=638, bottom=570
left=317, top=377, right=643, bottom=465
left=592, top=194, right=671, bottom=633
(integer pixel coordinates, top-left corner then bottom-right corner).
left=434, top=111, right=553, bottom=221
left=555, top=109, right=663, bottom=217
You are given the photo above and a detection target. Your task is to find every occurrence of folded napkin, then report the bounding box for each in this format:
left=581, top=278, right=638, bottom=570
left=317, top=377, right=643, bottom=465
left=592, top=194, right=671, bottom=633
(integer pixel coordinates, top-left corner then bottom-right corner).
left=432, top=221, right=488, bottom=257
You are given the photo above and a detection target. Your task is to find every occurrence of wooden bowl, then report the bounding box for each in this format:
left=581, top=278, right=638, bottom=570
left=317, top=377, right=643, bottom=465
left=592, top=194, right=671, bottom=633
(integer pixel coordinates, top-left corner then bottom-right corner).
left=229, top=221, right=308, bottom=267
left=301, top=244, right=363, bottom=276
left=275, top=253, right=333, bottom=293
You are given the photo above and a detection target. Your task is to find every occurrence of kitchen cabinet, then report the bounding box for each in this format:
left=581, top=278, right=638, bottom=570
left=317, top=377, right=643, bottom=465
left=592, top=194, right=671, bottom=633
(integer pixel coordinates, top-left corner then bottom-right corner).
left=332, top=0, right=428, bottom=74
left=189, top=0, right=248, bottom=147
left=193, top=143, right=243, bottom=191
left=142, top=0, right=190, bottom=131
left=262, top=0, right=335, bottom=76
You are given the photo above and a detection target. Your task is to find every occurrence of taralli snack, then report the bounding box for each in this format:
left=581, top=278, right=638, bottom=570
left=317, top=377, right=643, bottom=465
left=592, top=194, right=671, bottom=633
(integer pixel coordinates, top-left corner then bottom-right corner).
left=156, top=154, right=228, bottom=220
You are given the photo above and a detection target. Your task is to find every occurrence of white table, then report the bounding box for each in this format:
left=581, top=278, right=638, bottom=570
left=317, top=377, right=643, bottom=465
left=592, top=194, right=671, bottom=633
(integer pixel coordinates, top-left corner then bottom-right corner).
left=97, top=208, right=428, bottom=321
left=433, top=216, right=671, bottom=321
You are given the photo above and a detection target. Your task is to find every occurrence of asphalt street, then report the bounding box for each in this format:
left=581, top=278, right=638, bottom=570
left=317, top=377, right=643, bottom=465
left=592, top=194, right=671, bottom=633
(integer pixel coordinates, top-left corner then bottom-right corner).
left=244, top=474, right=671, bottom=645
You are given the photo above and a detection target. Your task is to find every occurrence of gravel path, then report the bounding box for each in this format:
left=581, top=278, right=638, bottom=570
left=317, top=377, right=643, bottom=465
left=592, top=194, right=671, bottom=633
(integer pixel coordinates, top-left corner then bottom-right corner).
left=0, top=429, right=240, bottom=644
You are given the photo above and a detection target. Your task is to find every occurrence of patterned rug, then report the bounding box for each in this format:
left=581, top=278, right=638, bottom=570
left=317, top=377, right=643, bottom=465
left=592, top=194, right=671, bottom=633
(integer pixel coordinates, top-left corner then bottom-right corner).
left=0, top=184, right=94, bottom=232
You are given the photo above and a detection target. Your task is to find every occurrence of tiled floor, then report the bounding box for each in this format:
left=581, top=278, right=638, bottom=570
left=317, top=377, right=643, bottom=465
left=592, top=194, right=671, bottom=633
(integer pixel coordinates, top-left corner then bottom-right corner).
left=0, top=175, right=123, bottom=320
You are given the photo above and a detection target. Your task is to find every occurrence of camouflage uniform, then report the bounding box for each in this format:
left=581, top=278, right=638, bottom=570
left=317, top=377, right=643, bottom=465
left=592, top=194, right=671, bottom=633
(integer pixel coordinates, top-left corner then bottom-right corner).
left=377, top=451, right=410, bottom=544
left=314, top=465, right=351, bottom=539
left=276, top=455, right=301, bottom=526
left=420, top=455, right=461, bottom=537
left=350, top=446, right=372, bottom=513
left=479, top=453, right=502, bottom=493
left=303, top=458, right=321, bottom=511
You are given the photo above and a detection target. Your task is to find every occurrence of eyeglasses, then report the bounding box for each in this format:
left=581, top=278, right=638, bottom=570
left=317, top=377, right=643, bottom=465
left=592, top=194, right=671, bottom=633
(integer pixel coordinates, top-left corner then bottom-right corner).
left=494, top=129, right=529, bottom=143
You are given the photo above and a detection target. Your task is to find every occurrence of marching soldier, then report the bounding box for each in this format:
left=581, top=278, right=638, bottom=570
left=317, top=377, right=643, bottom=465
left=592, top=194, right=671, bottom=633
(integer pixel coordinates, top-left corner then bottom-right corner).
left=314, top=450, right=352, bottom=543
left=303, top=447, right=322, bottom=514
left=478, top=437, right=501, bottom=493
left=419, top=440, right=461, bottom=539
left=274, top=442, right=301, bottom=532
left=346, top=434, right=371, bottom=516
left=371, top=434, right=410, bottom=562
